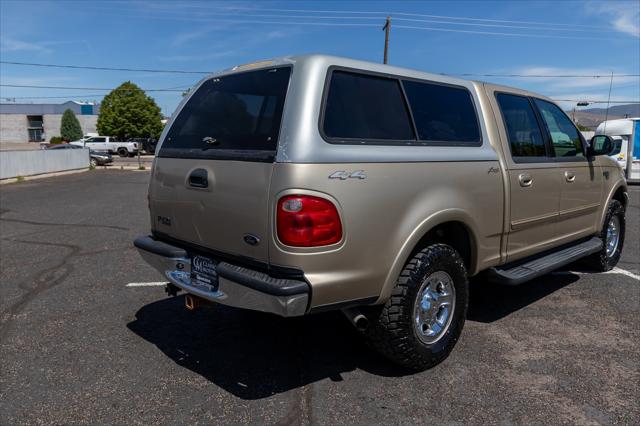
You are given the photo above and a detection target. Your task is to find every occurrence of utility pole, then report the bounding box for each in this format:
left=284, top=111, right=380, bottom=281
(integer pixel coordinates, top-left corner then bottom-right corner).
left=383, top=16, right=391, bottom=64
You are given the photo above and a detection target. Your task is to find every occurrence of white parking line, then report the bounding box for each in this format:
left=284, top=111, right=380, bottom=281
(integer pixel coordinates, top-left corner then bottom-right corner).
left=610, top=267, right=640, bottom=281
left=552, top=267, right=640, bottom=281
left=126, top=282, right=167, bottom=287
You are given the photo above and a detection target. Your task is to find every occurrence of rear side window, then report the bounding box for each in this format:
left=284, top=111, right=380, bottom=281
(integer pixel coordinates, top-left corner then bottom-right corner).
left=496, top=93, right=547, bottom=158
left=403, top=80, right=480, bottom=144
left=160, top=67, right=291, bottom=155
left=323, top=71, right=414, bottom=141
left=533, top=98, right=584, bottom=159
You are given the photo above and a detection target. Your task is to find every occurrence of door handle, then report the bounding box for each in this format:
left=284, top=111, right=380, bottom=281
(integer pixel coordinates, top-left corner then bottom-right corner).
left=188, top=168, right=208, bottom=188
left=564, top=171, right=576, bottom=183
left=518, top=173, right=533, bottom=187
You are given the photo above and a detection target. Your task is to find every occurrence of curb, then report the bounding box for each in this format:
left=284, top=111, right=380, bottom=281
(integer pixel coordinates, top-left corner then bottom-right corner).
left=0, top=168, right=89, bottom=185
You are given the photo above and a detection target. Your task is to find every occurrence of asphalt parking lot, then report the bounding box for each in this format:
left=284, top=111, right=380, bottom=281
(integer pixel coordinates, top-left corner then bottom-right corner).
left=1, top=170, right=638, bottom=425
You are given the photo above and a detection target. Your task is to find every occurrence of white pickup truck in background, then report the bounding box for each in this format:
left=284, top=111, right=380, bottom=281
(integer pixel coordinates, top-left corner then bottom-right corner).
left=70, top=136, right=139, bottom=157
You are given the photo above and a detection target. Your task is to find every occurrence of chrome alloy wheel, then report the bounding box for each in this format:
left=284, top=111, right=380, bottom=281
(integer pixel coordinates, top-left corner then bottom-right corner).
left=413, top=271, right=456, bottom=344
left=606, top=216, right=621, bottom=258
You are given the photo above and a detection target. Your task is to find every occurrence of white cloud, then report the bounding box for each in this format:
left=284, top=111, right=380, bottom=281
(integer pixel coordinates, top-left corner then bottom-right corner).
left=158, top=50, right=241, bottom=62
left=0, top=37, right=94, bottom=56
left=170, top=27, right=220, bottom=48
left=0, top=38, right=52, bottom=54
left=162, top=28, right=296, bottom=62
left=586, top=1, right=640, bottom=37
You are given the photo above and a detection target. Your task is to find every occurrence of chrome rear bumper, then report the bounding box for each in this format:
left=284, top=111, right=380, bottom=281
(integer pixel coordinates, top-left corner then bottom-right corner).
left=134, top=236, right=309, bottom=317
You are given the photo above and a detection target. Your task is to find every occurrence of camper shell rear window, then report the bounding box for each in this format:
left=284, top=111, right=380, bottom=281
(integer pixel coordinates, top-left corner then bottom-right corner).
left=159, top=66, right=291, bottom=161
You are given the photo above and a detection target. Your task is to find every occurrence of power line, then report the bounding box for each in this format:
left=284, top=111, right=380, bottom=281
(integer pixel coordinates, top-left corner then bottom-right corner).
left=552, top=99, right=639, bottom=104
left=391, top=16, right=609, bottom=33
left=0, top=84, right=185, bottom=92
left=451, top=73, right=640, bottom=78
left=205, top=11, right=616, bottom=33
left=1, top=85, right=636, bottom=104
left=173, top=6, right=612, bottom=30
left=3, top=94, right=106, bottom=99
left=2, top=61, right=639, bottom=79
left=5, top=86, right=192, bottom=99
left=550, top=82, right=640, bottom=95
left=78, top=9, right=622, bottom=41
left=90, top=11, right=384, bottom=29
left=392, top=24, right=619, bottom=40
left=85, top=6, right=613, bottom=33
left=0, top=61, right=210, bottom=74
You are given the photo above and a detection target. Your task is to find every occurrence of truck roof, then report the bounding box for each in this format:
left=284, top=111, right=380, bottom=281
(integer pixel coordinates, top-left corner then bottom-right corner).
left=213, top=54, right=555, bottom=105
left=218, top=54, right=472, bottom=87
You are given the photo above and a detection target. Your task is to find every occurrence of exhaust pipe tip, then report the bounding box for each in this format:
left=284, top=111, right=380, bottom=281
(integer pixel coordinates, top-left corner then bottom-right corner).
left=185, top=294, right=196, bottom=310
left=185, top=294, right=211, bottom=311
left=353, top=314, right=369, bottom=331
left=342, top=308, right=369, bottom=331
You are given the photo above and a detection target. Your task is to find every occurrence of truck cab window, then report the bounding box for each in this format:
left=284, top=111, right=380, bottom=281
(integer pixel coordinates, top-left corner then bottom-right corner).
left=496, top=93, right=547, bottom=158
left=533, top=99, right=584, bottom=159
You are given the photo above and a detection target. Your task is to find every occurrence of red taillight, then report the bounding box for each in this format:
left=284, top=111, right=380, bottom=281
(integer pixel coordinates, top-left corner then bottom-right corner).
left=277, top=195, right=342, bottom=247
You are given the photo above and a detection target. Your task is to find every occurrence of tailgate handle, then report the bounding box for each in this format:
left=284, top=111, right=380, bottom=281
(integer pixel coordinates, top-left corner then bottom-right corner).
left=188, top=169, right=208, bottom=188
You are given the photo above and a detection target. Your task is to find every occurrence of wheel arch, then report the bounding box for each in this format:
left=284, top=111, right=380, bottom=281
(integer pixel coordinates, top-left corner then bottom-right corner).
left=598, top=180, right=628, bottom=230
left=378, top=209, right=479, bottom=304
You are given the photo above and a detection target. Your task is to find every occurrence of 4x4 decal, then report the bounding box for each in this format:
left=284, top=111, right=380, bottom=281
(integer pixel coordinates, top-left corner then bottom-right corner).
left=328, top=170, right=367, bottom=180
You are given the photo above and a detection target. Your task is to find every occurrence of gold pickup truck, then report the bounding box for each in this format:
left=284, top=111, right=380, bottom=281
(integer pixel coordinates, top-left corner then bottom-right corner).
left=134, top=55, right=627, bottom=370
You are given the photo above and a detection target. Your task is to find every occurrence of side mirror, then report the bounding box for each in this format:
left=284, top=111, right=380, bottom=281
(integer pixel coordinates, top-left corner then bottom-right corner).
left=588, top=135, right=614, bottom=156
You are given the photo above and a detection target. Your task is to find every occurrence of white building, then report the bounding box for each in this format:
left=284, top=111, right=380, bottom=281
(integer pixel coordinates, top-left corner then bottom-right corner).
left=0, top=101, right=100, bottom=144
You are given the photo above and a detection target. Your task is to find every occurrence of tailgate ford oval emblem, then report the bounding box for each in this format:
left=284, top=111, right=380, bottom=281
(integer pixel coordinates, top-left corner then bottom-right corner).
left=243, top=234, right=260, bottom=246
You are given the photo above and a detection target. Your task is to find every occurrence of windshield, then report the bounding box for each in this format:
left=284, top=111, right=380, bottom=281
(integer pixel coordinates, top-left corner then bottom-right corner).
left=159, top=66, right=291, bottom=158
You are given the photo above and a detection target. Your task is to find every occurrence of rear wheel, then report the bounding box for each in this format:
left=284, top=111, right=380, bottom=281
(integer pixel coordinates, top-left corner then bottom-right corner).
left=365, top=244, right=468, bottom=371
left=585, top=199, right=625, bottom=272
left=117, top=148, right=128, bottom=157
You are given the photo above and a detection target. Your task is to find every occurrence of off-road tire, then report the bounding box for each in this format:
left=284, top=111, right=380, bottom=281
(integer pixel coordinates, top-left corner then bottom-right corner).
left=117, top=148, right=128, bottom=157
left=585, top=199, right=625, bottom=272
left=365, top=244, right=469, bottom=371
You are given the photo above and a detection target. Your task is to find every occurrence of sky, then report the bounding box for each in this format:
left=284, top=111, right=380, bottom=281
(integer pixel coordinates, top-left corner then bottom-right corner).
left=1, top=0, right=639, bottom=115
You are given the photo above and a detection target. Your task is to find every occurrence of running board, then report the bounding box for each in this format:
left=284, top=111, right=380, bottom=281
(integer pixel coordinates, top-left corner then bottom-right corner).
left=487, top=237, right=602, bottom=285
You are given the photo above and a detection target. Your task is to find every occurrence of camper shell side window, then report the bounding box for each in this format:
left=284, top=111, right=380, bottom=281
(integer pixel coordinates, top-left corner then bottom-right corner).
left=319, top=67, right=482, bottom=147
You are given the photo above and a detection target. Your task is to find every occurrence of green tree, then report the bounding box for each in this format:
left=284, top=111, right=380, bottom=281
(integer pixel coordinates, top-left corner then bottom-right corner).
left=60, top=109, right=83, bottom=141
left=97, top=81, right=163, bottom=139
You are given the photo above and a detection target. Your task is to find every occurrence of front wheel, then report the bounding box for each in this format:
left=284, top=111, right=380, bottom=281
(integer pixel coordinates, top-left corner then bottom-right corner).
left=585, top=199, right=625, bottom=272
left=117, top=148, right=128, bottom=157
left=365, top=244, right=469, bottom=371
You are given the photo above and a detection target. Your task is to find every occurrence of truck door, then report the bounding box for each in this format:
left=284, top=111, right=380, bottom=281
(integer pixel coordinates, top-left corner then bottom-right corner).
left=491, top=90, right=562, bottom=262
left=85, top=136, right=107, bottom=150
left=531, top=98, right=602, bottom=242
